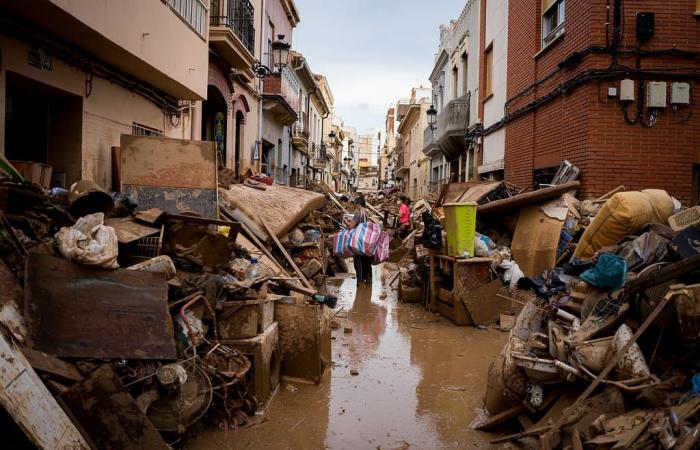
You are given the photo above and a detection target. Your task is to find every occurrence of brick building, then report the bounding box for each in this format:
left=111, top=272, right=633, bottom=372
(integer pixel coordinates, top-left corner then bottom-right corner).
left=497, top=0, right=699, bottom=203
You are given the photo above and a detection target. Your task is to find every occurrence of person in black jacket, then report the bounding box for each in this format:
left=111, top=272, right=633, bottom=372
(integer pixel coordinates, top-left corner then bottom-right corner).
left=343, top=197, right=373, bottom=284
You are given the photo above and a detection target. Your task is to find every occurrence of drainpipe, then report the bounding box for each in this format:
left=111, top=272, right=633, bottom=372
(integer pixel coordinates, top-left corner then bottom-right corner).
left=256, top=0, right=266, bottom=176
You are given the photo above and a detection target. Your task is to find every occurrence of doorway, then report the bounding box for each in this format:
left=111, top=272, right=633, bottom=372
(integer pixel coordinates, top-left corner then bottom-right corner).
left=202, top=85, right=228, bottom=168
left=234, top=110, right=244, bottom=177
left=4, top=71, right=82, bottom=187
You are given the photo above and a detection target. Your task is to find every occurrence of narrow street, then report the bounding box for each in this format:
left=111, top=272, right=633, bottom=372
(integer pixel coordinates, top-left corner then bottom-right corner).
left=187, top=264, right=507, bottom=450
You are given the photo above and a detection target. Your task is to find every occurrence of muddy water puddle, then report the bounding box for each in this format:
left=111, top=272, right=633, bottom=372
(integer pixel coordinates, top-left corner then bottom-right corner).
left=186, top=265, right=507, bottom=450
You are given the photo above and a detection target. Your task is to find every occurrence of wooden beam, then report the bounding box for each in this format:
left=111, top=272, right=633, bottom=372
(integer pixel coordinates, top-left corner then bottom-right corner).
left=259, top=216, right=314, bottom=290
left=0, top=332, right=89, bottom=449
left=477, top=182, right=580, bottom=217
left=221, top=208, right=290, bottom=277
left=20, top=347, right=83, bottom=382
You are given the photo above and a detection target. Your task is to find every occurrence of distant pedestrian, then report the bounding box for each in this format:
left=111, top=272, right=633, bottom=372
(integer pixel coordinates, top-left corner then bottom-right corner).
left=397, top=196, right=412, bottom=239
left=344, top=197, right=373, bottom=284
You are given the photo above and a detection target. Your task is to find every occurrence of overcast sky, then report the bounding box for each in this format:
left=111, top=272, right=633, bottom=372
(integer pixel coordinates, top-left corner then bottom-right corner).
left=292, top=0, right=465, bottom=133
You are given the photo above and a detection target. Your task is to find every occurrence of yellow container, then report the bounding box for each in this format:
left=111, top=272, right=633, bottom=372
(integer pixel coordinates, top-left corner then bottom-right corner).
left=443, top=202, right=477, bottom=257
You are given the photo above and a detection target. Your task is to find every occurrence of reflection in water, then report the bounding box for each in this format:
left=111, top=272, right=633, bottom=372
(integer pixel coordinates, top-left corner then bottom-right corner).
left=186, top=265, right=507, bottom=450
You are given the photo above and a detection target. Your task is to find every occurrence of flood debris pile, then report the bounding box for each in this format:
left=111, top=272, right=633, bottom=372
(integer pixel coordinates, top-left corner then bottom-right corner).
left=468, top=183, right=700, bottom=449
left=0, top=156, right=343, bottom=448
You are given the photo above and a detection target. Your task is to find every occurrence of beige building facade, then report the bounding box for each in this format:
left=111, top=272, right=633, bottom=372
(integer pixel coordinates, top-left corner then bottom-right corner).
left=396, top=96, right=430, bottom=200
left=0, top=0, right=209, bottom=189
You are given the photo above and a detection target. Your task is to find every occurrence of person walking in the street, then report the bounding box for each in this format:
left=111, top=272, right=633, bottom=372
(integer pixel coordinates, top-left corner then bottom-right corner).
left=397, top=196, right=412, bottom=239
left=344, top=197, right=373, bottom=284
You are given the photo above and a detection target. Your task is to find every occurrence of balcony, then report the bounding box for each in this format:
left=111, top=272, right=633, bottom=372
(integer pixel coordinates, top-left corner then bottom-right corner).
left=395, top=145, right=409, bottom=177
left=209, top=0, right=256, bottom=80
left=292, top=112, right=310, bottom=153
left=312, top=159, right=327, bottom=170
left=262, top=68, right=299, bottom=126
left=0, top=0, right=210, bottom=99
left=434, top=93, right=471, bottom=160
left=422, top=126, right=440, bottom=157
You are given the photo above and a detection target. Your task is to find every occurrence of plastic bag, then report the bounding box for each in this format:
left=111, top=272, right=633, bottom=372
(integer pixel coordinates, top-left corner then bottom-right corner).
left=55, top=212, right=119, bottom=269
left=500, top=260, right=525, bottom=288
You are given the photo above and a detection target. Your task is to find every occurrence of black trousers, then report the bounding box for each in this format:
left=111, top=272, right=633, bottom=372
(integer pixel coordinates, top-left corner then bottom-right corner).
left=353, top=255, right=373, bottom=283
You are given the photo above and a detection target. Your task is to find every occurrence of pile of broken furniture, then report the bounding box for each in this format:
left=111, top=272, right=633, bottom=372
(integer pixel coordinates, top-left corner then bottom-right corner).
left=0, top=152, right=341, bottom=448
left=470, top=182, right=700, bottom=448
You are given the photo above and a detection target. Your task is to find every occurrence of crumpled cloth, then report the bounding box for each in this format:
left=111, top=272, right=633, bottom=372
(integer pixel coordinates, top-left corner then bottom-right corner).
left=580, top=253, right=628, bottom=291
left=55, top=212, right=119, bottom=269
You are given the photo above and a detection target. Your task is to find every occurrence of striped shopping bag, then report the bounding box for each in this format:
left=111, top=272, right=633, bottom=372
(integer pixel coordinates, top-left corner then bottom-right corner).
left=372, top=231, right=390, bottom=264
left=348, top=222, right=382, bottom=256
left=333, top=228, right=355, bottom=257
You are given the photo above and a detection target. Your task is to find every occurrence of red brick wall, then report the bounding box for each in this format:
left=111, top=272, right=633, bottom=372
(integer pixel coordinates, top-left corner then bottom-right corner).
left=504, top=0, right=700, bottom=203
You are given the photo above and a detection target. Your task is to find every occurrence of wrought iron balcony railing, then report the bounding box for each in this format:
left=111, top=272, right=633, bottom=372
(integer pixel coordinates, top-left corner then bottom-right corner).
left=210, top=0, right=255, bottom=53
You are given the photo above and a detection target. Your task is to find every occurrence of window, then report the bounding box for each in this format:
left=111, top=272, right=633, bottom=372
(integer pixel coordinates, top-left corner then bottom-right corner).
left=165, top=0, right=207, bottom=38
left=461, top=53, right=468, bottom=96
left=452, top=67, right=458, bottom=99
left=542, top=0, right=565, bottom=47
left=484, top=44, right=493, bottom=98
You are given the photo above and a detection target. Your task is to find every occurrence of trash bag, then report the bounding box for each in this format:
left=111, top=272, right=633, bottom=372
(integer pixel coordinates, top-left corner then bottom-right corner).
left=55, top=212, right=119, bottom=269
left=421, top=211, right=442, bottom=249
left=580, top=253, right=628, bottom=291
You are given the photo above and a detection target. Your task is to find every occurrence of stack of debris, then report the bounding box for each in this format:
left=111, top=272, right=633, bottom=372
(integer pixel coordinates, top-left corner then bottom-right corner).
left=0, top=149, right=344, bottom=447
left=468, top=183, right=700, bottom=448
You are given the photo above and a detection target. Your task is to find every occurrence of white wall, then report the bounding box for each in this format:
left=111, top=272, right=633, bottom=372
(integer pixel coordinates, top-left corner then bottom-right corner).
left=46, top=0, right=209, bottom=98
left=482, top=0, right=508, bottom=165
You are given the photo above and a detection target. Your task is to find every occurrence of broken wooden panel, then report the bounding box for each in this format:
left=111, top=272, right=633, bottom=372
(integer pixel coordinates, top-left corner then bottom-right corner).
left=20, top=347, right=83, bottom=382
left=105, top=217, right=159, bottom=244
left=275, top=303, right=331, bottom=384
left=0, top=257, right=28, bottom=342
left=461, top=280, right=511, bottom=326
left=120, top=135, right=218, bottom=218
left=0, top=331, right=89, bottom=449
left=60, top=366, right=169, bottom=450
left=25, top=253, right=176, bottom=360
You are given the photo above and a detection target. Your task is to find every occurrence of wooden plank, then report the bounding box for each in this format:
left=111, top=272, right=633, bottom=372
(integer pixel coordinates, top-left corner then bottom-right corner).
left=477, top=181, right=580, bottom=217
left=0, top=332, right=89, bottom=449
left=20, top=347, right=83, bottom=382
left=259, top=216, right=314, bottom=290
left=25, top=254, right=176, bottom=360
left=60, top=365, right=169, bottom=450
left=429, top=255, right=437, bottom=312
left=134, top=208, right=165, bottom=225
left=105, top=217, right=159, bottom=244
left=222, top=207, right=290, bottom=277
left=594, top=185, right=626, bottom=203
left=474, top=404, right=526, bottom=430
left=328, top=194, right=348, bottom=214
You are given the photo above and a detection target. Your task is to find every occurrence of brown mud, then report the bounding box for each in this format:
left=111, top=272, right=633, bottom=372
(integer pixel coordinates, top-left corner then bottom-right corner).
left=187, top=264, right=508, bottom=450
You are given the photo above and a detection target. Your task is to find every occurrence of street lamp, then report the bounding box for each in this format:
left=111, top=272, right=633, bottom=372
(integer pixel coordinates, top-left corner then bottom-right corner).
left=252, top=34, right=292, bottom=78
left=427, top=105, right=438, bottom=131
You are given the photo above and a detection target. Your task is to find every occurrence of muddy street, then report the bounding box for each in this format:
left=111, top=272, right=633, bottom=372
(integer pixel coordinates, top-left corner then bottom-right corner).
left=187, top=264, right=507, bottom=450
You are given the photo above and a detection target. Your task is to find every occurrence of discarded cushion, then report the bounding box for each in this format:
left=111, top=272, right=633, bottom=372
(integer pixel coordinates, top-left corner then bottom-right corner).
left=580, top=253, right=628, bottom=291
left=573, top=190, right=675, bottom=259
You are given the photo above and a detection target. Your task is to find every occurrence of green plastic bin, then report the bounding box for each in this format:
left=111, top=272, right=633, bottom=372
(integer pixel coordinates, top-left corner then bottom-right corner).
left=443, top=202, right=477, bottom=257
